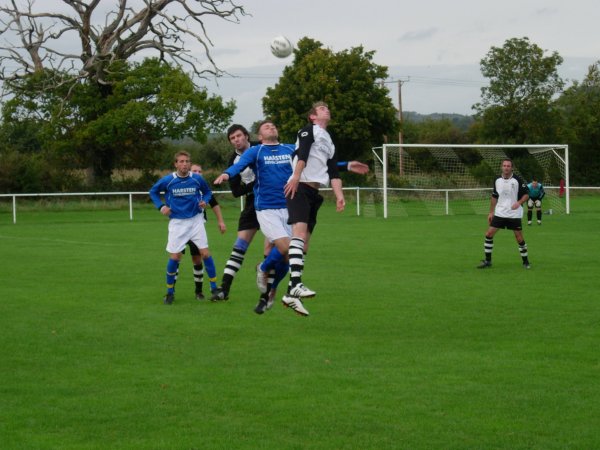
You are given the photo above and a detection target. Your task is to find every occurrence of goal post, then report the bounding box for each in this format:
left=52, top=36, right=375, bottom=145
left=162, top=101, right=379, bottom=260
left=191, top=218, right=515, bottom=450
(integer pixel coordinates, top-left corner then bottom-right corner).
left=371, top=144, right=569, bottom=218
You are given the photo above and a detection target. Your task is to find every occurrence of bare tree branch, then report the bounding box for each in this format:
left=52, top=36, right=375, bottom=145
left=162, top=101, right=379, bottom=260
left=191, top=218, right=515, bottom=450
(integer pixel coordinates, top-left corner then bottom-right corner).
left=0, top=0, right=247, bottom=87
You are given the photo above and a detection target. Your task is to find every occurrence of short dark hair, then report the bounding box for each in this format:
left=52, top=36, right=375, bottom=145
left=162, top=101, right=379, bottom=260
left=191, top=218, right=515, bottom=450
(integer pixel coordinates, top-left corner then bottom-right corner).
left=226, top=124, right=250, bottom=140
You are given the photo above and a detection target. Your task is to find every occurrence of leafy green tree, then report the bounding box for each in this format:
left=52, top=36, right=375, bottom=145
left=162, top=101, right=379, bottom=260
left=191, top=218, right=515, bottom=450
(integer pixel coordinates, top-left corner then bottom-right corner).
left=262, top=37, right=398, bottom=161
left=556, top=61, right=600, bottom=184
left=0, top=0, right=245, bottom=187
left=402, top=118, right=469, bottom=144
left=0, top=145, right=82, bottom=193
left=474, top=37, right=564, bottom=144
left=396, top=118, right=474, bottom=175
left=2, top=60, right=234, bottom=188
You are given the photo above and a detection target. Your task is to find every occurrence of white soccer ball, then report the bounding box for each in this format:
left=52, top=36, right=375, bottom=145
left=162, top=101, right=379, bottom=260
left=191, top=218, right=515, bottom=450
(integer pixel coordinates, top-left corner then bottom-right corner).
left=270, top=35, right=293, bottom=58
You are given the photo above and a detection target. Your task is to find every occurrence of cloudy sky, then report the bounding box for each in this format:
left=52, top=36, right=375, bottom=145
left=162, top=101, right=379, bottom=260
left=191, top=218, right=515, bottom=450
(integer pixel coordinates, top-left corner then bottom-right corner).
left=198, top=0, right=599, bottom=126
left=1, top=0, right=598, bottom=127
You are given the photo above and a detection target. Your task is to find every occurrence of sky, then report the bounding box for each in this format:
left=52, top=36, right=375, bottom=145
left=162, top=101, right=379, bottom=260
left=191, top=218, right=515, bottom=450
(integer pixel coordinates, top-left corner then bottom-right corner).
left=1, top=0, right=598, bottom=128
left=195, top=0, right=600, bottom=126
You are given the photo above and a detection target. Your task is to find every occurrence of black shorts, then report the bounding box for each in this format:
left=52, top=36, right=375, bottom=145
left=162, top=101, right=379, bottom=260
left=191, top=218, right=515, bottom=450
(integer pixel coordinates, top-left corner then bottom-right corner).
left=287, top=183, right=324, bottom=234
left=237, top=194, right=260, bottom=232
left=185, top=240, right=200, bottom=256
left=490, top=216, right=523, bottom=230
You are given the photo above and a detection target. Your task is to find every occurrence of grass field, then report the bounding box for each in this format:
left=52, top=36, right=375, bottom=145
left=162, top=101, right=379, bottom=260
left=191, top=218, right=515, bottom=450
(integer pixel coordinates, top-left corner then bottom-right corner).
left=1, top=197, right=599, bottom=449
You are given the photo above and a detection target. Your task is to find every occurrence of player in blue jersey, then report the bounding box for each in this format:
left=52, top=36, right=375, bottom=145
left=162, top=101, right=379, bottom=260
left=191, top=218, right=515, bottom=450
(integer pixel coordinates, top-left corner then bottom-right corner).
left=477, top=159, right=531, bottom=269
left=526, top=177, right=546, bottom=225
left=214, top=120, right=305, bottom=314
left=149, top=151, right=220, bottom=305
left=282, top=101, right=346, bottom=315
left=212, top=123, right=368, bottom=311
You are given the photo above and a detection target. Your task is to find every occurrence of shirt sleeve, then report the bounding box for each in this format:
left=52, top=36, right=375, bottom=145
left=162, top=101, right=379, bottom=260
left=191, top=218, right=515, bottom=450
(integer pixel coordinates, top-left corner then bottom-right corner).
left=337, top=161, right=349, bottom=172
left=197, top=176, right=212, bottom=205
left=327, top=153, right=341, bottom=180
left=226, top=152, right=251, bottom=197
left=491, top=178, right=499, bottom=199
left=296, top=125, right=314, bottom=163
left=149, top=177, right=167, bottom=209
left=517, top=176, right=529, bottom=198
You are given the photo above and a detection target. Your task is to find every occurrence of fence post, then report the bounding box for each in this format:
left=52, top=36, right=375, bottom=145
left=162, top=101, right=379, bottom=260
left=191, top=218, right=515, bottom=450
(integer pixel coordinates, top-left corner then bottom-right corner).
left=129, top=193, right=134, bottom=221
left=445, top=190, right=449, bottom=215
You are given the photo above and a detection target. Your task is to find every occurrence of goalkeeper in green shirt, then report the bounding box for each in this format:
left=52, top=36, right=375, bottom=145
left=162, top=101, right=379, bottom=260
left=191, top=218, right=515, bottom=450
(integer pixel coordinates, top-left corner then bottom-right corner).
left=527, top=178, right=546, bottom=225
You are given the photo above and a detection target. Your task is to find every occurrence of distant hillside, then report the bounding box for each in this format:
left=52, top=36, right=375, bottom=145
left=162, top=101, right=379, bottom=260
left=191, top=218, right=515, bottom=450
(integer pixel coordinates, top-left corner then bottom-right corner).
left=403, top=111, right=475, bottom=131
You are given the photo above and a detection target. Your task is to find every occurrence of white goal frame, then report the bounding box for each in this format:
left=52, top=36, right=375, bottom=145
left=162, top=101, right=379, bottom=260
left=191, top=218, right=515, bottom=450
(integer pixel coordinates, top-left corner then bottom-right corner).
left=372, top=143, right=569, bottom=218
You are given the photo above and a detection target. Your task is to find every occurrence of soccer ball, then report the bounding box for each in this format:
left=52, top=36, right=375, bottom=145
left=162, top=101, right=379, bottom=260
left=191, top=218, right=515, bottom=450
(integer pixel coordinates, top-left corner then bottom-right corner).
left=270, top=35, right=293, bottom=58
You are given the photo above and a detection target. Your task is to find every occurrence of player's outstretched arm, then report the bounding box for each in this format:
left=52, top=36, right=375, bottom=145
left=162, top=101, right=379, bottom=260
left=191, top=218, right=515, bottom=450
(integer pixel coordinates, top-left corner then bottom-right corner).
left=211, top=205, right=227, bottom=234
left=347, top=161, right=369, bottom=175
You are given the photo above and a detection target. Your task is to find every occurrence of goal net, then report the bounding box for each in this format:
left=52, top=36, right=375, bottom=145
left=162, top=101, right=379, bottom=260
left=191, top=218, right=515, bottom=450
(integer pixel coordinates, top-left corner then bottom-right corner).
left=368, top=144, right=569, bottom=218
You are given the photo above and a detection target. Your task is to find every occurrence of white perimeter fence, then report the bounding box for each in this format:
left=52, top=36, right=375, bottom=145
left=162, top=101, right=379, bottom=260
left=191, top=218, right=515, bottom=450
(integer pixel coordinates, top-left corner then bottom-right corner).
left=1, top=186, right=599, bottom=224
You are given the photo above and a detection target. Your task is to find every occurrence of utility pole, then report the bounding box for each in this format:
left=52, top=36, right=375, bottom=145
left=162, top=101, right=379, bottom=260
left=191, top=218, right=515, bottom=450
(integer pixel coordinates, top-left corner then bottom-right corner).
left=380, top=79, right=388, bottom=143
left=382, top=78, right=408, bottom=175
left=397, top=79, right=406, bottom=176
left=398, top=79, right=404, bottom=146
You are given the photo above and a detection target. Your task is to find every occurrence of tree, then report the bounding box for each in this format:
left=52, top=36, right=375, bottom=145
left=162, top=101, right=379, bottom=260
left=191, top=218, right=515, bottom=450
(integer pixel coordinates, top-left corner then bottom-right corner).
left=262, top=37, right=398, bottom=161
left=556, top=61, right=600, bottom=184
left=0, top=0, right=245, bottom=85
left=473, top=37, right=564, bottom=144
left=402, top=118, right=469, bottom=145
left=0, top=0, right=245, bottom=186
left=2, top=59, right=235, bottom=187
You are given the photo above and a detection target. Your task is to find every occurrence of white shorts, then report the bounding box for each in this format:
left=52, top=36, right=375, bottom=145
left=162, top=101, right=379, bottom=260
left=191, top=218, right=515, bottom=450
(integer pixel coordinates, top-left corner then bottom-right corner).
left=257, top=208, right=291, bottom=243
left=166, top=214, right=208, bottom=254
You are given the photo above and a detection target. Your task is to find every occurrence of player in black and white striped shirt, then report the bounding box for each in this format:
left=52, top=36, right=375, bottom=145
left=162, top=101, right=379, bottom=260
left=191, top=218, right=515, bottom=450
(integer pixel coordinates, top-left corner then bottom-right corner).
left=282, top=101, right=345, bottom=315
left=477, top=158, right=531, bottom=269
